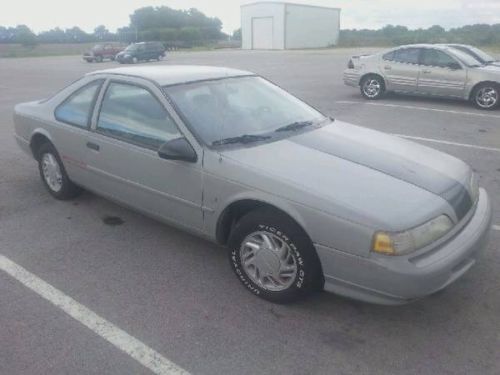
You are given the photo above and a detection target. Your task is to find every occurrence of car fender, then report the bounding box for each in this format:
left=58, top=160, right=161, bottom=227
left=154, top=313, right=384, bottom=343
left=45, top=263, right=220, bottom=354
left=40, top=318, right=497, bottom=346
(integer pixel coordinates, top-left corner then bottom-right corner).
left=217, top=189, right=310, bottom=235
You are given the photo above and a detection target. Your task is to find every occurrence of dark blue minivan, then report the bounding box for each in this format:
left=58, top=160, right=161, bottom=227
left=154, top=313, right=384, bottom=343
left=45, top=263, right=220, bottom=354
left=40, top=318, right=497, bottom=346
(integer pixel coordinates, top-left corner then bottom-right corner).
left=116, top=42, right=166, bottom=64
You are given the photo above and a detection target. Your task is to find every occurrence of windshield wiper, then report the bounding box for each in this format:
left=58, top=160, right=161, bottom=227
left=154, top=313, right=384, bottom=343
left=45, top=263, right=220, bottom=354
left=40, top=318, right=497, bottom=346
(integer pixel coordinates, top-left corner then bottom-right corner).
left=274, top=121, right=314, bottom=132
left=212, top=134, right=271, bottom=146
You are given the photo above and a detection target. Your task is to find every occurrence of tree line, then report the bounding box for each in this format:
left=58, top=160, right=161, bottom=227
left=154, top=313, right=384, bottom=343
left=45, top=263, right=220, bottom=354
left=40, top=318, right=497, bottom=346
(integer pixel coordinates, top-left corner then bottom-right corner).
left=2, top=9, right=500, bottom=49
left=340, top=24, right=500, bottom=47
left=0, top=6, right=229, bottom=47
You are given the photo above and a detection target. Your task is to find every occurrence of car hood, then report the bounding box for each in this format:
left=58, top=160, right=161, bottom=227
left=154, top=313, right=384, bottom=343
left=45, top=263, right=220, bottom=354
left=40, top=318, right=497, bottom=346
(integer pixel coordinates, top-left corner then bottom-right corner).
left=219, top=121, right=474, bottom=231
left=474, top=64, right=500, bottom=75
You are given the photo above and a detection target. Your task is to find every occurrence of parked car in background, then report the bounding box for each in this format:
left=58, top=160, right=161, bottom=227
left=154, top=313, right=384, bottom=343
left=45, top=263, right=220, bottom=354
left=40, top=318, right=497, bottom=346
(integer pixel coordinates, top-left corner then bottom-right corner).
left=115, top=42, right=166, bottom=64
left=444, top=44, right=500, bottom=68
left=83, top=43, right=124, bottom=63
left=344, top=44, right=500, bottom=109
left=13, top=66, right=492, bottom=305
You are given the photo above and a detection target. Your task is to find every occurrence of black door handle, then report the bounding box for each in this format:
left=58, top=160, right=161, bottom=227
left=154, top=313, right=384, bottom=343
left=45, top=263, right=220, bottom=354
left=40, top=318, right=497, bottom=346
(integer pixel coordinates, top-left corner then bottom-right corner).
left=86, top=142, right=100, bottom=151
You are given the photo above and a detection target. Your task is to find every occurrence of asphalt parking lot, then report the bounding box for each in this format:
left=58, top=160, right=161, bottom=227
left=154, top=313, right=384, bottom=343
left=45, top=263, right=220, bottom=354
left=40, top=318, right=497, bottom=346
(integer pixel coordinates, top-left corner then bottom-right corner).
left=0, top=48, right=499, bottom=375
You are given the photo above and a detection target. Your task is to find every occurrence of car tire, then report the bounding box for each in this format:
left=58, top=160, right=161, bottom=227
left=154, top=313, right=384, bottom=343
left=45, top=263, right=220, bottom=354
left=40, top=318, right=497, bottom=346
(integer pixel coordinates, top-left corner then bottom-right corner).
left=472, top=83, right=499, bottom=110
left=228, top=207, right=323, bottom=303
left=95, top=56, right=103, bottom=63
left=360, top=75, right=385, bottom=100
left=37, top=142, right=82, bottom=200
left=157, top=55, right=163, bottom=61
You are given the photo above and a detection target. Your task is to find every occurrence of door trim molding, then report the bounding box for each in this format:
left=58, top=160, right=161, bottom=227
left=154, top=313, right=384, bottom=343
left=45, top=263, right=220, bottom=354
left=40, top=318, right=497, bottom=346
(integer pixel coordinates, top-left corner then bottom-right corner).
left=86, top=164, right=210, bottom=211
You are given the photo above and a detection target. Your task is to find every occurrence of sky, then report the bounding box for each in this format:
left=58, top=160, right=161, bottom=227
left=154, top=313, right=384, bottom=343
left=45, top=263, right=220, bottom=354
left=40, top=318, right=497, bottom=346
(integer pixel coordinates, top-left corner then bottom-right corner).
left=1, top=0, right=499, bottom=34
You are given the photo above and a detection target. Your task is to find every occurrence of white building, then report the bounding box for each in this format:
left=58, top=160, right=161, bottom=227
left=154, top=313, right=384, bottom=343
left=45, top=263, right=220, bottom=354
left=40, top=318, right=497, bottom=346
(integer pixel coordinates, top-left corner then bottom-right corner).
left=241, top=1, right=341, bottom=50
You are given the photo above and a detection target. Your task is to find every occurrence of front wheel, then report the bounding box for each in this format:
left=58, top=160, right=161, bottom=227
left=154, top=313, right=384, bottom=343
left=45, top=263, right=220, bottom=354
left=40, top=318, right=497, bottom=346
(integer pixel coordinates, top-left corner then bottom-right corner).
left=37, top=143, right=82, bottom=200
left=472, top=83, right=499, bottom=110
left=228, top=208, right=323, bottom=303
left=360, top=75, right=385, bottom=100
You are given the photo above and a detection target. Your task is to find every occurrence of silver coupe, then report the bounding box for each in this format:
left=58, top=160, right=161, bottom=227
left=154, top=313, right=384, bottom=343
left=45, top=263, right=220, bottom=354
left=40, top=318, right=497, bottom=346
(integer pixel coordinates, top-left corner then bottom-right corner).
left=344, top=44, right=500, bottom=109
left=14, top=66, right=492, bottom=304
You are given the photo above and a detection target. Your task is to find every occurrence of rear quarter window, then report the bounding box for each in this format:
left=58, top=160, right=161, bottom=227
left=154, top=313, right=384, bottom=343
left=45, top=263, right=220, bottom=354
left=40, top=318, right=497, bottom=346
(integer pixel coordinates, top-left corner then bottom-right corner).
left=392, top=48, right=421, bottom=64
left=54, top=79, right=103, bottom=128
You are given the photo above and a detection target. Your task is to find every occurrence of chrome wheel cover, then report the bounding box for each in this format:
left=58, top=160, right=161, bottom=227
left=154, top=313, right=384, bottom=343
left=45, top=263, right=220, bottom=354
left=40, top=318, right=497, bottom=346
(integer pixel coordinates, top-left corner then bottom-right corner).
left=476, top=87, right=498, bottom=109
left=362, top=79, right=382, bottom=98
left=239, top=231, right=298, bottom=292
left=41, top=153, right=63, bottom=192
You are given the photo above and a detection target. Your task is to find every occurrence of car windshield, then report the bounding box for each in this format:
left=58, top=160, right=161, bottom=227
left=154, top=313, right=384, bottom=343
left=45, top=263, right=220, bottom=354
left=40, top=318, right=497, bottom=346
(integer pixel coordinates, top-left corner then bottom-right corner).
left=164, top=76, right=327, bottom=146
left=461, top=45, right=495, bottom=63
left=448, top=48, right=484, bottom=67
left=92, top=44, right=103, bottom=51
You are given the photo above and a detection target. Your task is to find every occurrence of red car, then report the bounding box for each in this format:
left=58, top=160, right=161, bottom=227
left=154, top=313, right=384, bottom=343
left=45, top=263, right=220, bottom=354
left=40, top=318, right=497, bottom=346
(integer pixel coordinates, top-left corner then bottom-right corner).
left=83, top=43, right=124, bottom=63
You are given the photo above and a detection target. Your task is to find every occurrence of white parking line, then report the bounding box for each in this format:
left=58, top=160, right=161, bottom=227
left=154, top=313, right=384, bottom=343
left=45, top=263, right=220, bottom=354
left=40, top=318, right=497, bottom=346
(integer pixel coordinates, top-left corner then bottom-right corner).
left=0, top=255, right=189, bottom=375
left=391, top=134, right=500, bottom=153
left=335, top=100, right=500, bottom=120
left=493, top=225, right=500, bottom=231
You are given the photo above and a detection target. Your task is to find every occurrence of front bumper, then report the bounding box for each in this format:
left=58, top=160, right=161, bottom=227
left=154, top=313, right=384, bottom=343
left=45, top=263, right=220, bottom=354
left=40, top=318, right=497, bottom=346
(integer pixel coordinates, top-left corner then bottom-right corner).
left=317, top=188, right=492, bottom=305
left=343, top=69, right=361, bottom=87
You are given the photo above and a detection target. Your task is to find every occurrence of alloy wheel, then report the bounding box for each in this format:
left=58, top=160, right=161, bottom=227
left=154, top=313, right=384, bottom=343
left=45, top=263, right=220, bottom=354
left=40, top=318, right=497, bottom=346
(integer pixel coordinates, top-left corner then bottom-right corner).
left=476, top=87, right=498, bottom=109
left=239, top=231, right=298, bottom=292
left=363, top=79, right=382, bottom=98
left=41, top=153, right=63, bottom=192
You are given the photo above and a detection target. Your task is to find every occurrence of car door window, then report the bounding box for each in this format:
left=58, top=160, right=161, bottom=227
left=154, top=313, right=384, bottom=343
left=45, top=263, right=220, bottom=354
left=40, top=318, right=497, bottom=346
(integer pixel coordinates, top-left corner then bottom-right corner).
left=97, top=82, right=181, bottom=150
left=55, top=80, right=103, bottom=128
left=392, top=48, right=421, bottom=64
left=421, top=49, right=457, bottom=68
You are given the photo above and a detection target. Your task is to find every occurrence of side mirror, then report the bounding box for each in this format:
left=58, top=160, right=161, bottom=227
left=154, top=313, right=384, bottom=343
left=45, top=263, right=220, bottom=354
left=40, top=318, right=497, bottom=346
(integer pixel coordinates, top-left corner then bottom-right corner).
left=448, top=62, right=461, bottom=70
left=158, top=137, right=197, bottom=163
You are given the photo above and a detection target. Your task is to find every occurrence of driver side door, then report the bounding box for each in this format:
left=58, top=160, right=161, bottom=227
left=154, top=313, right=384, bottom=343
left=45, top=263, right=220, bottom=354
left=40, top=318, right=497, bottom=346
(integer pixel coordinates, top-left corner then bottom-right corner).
left=85, top=78, right=205, bottom=231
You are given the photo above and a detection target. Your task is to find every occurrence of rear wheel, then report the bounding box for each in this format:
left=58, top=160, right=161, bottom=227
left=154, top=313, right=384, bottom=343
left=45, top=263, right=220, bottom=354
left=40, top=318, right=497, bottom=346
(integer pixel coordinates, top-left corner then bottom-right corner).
left=472, top=83, right=499, bottom=110
left=95, top=55, right=103, bottom=63
left=360, top=75, right=385, bottom=100
left=228, top=207, right=323, bottom=303
left=37, top=143, right=82, bottom=200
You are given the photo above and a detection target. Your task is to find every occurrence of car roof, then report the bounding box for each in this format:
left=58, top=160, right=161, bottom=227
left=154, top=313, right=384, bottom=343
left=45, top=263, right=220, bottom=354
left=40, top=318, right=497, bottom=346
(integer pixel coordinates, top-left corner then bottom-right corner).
left=87, top=65, right=254, bottom=86
left=392, top=44, right=451, bottom=50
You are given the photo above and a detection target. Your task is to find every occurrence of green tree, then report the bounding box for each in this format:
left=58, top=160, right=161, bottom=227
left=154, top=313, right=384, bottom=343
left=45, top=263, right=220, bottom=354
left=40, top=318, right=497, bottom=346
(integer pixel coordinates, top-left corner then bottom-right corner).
left=94, top=25, right=110, bottom=41
left=14, top=25, right=37, bottom=47
left=232, top=28, right=242, bottom=41
left=129, top=6, right=223, bottom=45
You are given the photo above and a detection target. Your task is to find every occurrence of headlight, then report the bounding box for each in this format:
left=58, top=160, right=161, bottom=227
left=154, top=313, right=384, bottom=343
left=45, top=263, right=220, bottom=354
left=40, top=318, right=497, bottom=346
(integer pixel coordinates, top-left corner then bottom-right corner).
left=372, top=215, right=454, bottom=256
